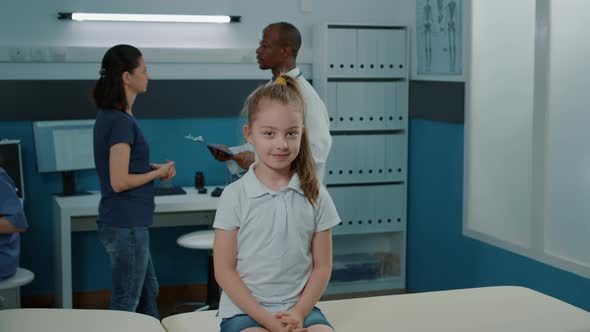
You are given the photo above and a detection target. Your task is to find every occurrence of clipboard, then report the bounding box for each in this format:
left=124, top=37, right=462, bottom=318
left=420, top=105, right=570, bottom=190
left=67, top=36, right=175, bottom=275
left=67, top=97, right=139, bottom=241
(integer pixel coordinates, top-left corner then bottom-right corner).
left=185, top=134, right=234, bottom=156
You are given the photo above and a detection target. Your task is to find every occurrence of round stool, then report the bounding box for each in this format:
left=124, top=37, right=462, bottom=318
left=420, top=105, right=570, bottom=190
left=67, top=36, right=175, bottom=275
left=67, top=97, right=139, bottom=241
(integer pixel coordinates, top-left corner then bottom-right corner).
left=0, top=267, right=35, bottom=309
left=177, top=229, right=214, bottom=250
left=176, top=230, right=219, bottom=312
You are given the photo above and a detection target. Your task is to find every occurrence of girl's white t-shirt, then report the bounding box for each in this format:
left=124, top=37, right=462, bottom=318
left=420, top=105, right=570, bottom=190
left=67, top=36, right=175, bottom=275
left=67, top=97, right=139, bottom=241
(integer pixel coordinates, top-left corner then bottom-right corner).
left=213, top=165, right=341, bottom=318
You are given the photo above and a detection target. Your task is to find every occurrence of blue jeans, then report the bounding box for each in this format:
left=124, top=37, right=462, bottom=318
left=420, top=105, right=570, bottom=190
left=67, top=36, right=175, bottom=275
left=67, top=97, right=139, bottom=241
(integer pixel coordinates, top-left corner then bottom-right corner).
left=97, top=224, right=160, bottom=319
left=220, top=307, right=334, bottom=332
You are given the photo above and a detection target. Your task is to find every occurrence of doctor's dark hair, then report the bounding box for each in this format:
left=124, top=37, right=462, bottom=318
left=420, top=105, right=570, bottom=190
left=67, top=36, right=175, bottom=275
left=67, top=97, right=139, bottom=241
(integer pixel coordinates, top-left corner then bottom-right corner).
left=265, top=22, right=301, bottom=57
left=92, top=44, right=142, bottom=112
left=243, top=75, right=319, bottom=205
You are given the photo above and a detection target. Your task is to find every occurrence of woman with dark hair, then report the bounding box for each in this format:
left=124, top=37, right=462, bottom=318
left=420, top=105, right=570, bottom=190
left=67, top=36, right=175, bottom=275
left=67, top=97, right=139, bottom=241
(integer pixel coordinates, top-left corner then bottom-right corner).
left=93, top=44, right=175, bottom=318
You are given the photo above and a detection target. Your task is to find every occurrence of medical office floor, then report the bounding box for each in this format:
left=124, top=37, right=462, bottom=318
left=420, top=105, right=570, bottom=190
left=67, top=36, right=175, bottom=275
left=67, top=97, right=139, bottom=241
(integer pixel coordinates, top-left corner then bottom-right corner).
left=22, top=283, right=208, bottom=318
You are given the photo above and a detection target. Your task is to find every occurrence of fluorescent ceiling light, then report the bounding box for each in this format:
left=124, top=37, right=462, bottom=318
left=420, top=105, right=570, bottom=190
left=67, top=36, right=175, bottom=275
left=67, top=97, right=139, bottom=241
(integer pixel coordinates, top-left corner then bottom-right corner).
left=58, top=12, right=240, bottom=23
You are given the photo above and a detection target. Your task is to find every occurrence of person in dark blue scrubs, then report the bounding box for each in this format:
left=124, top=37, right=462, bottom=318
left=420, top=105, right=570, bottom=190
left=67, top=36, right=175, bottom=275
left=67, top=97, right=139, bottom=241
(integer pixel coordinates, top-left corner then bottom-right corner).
left=0, top=152, right=28, bottom=281
left=92, top=44, right=176, bottom=319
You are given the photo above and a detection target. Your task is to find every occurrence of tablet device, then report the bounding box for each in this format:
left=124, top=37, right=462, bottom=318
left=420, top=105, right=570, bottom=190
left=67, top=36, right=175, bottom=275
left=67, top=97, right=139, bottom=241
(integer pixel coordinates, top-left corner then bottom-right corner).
left=185, top=134, right=234, bottom=156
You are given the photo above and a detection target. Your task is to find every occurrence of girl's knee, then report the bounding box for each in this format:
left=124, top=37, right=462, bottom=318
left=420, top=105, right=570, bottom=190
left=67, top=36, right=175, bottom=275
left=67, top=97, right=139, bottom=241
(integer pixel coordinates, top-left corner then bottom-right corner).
left=307, top=324, right=335, bottom=332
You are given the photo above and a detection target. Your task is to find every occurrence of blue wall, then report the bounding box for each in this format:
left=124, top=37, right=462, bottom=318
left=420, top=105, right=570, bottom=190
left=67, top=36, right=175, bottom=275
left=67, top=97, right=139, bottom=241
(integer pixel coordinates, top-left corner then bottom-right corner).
left=0, top=117, right=245, bottom=295
left=406, top=119, right=590, bottom=311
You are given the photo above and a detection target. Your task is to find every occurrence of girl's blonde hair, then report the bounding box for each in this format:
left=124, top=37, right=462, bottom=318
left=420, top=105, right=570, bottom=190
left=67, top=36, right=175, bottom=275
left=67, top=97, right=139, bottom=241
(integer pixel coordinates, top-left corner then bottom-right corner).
left=243, top=75, right=319, bottom=205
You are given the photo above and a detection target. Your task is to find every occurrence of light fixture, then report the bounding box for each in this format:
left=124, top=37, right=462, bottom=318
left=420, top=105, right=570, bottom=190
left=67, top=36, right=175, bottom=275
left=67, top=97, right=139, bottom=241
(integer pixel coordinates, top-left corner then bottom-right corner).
left=58, top=12, right=240, bottom=23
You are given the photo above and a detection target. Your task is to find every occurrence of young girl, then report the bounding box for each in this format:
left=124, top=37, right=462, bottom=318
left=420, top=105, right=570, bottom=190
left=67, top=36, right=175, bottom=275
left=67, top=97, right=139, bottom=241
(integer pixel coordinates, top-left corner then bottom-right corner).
left=93, top=44, right=175, bottom=319
left=213, top=75, right=340, bottom=332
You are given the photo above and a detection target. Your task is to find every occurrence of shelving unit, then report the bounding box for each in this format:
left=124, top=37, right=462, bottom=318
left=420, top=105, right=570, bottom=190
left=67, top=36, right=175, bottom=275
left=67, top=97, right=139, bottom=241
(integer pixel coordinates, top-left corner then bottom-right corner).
left=313, top=24, right=408, bottom=295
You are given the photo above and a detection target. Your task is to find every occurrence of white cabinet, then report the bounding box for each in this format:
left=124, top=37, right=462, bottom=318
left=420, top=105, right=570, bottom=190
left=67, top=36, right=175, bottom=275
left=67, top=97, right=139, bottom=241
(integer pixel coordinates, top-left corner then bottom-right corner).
left=314, top=24, right=408, bottom=295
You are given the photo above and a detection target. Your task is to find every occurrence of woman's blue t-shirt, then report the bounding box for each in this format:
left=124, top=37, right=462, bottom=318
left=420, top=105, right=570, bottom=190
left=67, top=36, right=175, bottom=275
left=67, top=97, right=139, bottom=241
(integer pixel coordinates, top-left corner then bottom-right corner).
left=93, top=109, right=155, bottom=227
left=0, top=168, right=28, bottom=280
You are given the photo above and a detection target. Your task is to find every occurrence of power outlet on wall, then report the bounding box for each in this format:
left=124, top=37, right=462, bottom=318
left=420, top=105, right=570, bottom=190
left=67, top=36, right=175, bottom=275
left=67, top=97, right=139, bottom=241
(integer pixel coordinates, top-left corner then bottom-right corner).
left=5, top=46, right=68, bottom=62
left=49, top=47, right=67, bottom=62
left=8, top=47, right=27, bottom=62
left=30, top=47, right=49, bottom=62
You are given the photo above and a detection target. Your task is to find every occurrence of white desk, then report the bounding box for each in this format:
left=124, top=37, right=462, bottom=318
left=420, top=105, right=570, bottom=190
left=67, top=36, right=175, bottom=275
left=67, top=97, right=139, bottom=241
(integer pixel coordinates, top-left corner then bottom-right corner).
left=53, top=186, right=220, bottom=308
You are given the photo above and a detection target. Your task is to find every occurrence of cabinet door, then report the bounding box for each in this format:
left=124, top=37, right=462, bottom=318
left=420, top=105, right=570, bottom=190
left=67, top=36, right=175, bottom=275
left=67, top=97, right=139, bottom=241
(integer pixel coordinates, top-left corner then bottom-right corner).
left=329, top=232, right=405, bottom=293
left=326, top=134, right=405, bottom=184
left=378, top=29, right=407, bottom=77
left=357, top=29, right=379, bottom=77
left=326, top=82, right=339, bottom=130
left=383, top=134, right=406, bottom=182
left=328, top=82, right=365, bottom=131
left=328, top=184, right=406, bottom=235
left=328, top=82, right=407, bottom=131
left=393, top=81, right=409, bottom=129
left=328, top=186, right=360, bottom=233
left=379, top=81, right=408, bottom=131
left=325, top=134, right=342, bottom=183
left=373, top=184, right=406, bottom=229
left=369, top=82, right=386, bottom=130
left=327, top=28, right=357, bottom=77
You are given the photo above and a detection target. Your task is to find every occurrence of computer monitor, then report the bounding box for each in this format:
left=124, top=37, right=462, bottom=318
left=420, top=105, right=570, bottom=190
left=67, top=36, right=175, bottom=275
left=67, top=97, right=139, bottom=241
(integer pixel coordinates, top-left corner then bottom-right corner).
left=32, top=120, right=95, bottom=196
left=0, top=140, right=25, bottom=201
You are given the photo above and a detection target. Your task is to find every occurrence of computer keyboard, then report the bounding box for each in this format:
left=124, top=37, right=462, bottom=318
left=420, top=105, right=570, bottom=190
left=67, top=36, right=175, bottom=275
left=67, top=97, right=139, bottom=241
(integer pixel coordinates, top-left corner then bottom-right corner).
left=154, top=186, right=187, bottom=196
left=211, top=187, right=224, bottom=197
